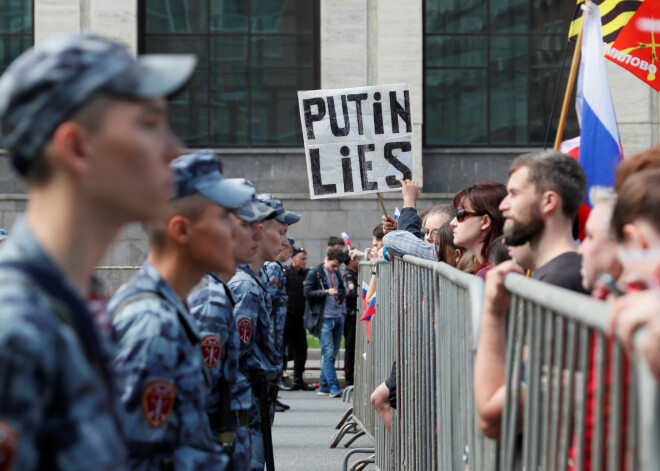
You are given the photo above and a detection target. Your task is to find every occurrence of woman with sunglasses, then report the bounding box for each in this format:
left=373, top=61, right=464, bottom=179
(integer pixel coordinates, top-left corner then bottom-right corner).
left=450, top=181, right=507, bottom=278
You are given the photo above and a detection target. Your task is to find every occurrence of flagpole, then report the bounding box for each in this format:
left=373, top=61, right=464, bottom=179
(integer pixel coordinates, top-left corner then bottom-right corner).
left=554, top=0, right=590, bottom=151
left=376, top=192, right=389, bottom=217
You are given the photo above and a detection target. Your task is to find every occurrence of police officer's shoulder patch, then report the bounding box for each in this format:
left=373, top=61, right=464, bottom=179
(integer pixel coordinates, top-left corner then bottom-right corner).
left=0, top=421, right=18, bottom=471
left=201, top=334, right=221, bottom=368
left=143, top=380, right=177, bottom=428
left=272, top=278, right=280, bottom=289
left=237, top=318, right=253, bottom=344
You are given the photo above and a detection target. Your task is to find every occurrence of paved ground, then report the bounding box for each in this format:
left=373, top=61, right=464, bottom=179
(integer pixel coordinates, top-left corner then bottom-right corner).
left=272, top=389, right=374, bottom=470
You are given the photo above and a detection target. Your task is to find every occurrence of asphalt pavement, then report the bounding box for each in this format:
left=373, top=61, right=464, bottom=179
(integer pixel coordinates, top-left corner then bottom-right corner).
left=272, top=389, right=374, bottom=470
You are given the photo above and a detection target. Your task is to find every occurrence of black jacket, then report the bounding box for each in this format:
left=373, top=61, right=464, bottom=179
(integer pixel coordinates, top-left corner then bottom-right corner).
left=303, top=263, right=345, bottom=337
left=284, top=265, right=307, bottom=316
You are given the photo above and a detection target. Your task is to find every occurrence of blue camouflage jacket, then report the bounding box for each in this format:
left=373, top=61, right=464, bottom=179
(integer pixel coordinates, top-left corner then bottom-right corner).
left=109, top=261, right=228, bottom=471
left=0, top=218, right=128, bottom=471
left=187, top=273, right=252, bottom=416
left=264, top=261, right=287, bottom=350
left=228, top=264, right=281, bottom=382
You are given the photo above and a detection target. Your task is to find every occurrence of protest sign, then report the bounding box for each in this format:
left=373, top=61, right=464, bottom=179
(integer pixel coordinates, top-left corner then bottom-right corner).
left=297, top=84, right=415, bottom=199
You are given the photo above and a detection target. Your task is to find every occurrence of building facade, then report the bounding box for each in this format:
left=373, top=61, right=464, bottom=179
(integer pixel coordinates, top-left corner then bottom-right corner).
left=0, top=0, right=658, bottom=267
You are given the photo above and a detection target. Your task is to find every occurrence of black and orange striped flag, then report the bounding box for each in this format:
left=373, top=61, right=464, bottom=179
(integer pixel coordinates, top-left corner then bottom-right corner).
left=568, top=0, right=644, bottom=45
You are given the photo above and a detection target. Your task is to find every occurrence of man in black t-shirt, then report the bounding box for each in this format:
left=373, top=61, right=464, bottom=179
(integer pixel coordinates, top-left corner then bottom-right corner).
left=474, top=150, right=588, bottom=439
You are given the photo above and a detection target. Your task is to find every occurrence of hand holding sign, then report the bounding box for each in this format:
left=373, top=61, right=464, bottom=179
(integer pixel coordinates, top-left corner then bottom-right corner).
left=298, top=84, right=415, bottom=200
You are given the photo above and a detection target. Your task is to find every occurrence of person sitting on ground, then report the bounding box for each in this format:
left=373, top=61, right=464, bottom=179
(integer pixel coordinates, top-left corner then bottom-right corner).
left=383, top=205, right=456, bottom=261
left=450, top=181, right=507, bottom=278
left=474, top=150, right=588, bottom=439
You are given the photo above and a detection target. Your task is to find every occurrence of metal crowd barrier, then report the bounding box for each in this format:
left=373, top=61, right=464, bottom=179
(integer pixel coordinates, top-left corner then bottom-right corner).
left=94, top=265, right=141, bottom=299
left=348, top=256, right=658, bottom=470
left=499, top=273, right=660, bottom=471
left=351, top=256, right=496, bottom=470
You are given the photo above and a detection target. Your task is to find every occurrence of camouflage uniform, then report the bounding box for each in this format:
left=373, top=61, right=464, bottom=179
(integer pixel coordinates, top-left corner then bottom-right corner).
left=188, top=274, right=253, bottom=470
left=110, top=261, right=230, bottom=471
left=0, top=32, right=196, bottom=471
left=264, top=261, right=287, bottom=353
left=229, top=264, right=280, bottom=470
left=0, top=219, right=129, bottom=470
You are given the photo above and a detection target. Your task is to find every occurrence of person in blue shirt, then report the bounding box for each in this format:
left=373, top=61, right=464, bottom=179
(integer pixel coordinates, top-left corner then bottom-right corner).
left=187, top=182, right=276, bottom=471
left=0, top=33, right=195, bottom=471
left=229, top=194, right=301, bottom=471
left=109, top=150, right=253, bottom=471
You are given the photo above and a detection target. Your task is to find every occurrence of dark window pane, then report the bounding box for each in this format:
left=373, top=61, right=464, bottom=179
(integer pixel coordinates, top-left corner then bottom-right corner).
left=211, top=37, right=248, bottom=145
left=210, top=0, right=248, bottom=33
left=251, top=35, right=313, bottom=67
left=490, top=0, right=527, bottom=33
left=426, top=0, right=486, bottom=34
left=490, top=36, right=528, bottom=144
left=0, top=35, right=31, bottom=71
left=251, top=0, right=313, bottom=34
left=529, top=68, right=579, bottom=146
left=0, top=0, right=32, bottom=34
left=530, top=0, right=574, bottom=33
left=530, top=34, right=571, bottom=67
left=145, top=0, right=208, bottom=34
left=425, top=69, right=487, bottom=145
left=170, top=70, right=210, bottom=146
left=250, top=68, right=312, bottom=145
left=425, top=35, right=487, bottom=68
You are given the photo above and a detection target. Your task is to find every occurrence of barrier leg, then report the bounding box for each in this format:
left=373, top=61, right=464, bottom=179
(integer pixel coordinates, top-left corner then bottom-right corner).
left=336, top=407, right=354, bottom=429
left=330, top=420, right=359, bottom=448
left=342, top=448, right=375, bottom=471
left=344, top=430, right=366, bottom=448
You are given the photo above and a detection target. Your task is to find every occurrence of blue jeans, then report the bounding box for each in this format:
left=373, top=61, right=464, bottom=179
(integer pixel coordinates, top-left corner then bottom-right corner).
left=320, top=316, right=344, bottom=389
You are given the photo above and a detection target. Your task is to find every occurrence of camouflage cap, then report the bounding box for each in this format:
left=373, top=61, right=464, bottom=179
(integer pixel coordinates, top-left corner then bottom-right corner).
left=256, top=194, right=301, bottom=225
left=228, top=179, right=277, bottom=222
left=0, top=32, right=197, bottom=176
left=170, top=150, right=253, bottom=209
left=287, top=237, right=299, bottom=252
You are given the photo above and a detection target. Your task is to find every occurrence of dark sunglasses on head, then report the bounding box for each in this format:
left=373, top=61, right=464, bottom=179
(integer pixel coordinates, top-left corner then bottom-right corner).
left=456, top=208, right=485, bottom=223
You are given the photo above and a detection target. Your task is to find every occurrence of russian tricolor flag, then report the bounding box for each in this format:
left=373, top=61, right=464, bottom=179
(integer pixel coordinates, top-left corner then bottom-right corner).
left=575, top=2, right=623, bottom=208
left=360, top=296, right=376, bottom=322
left=361, top=281, right=369, bottom=302
left=341, top=232, right=354, bottom=249
left=394, top=207, right=401, bottom=221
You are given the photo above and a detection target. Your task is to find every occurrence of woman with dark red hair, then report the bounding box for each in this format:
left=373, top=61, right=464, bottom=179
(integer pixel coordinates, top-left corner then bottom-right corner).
left=450, top=181, right=507, bottom=278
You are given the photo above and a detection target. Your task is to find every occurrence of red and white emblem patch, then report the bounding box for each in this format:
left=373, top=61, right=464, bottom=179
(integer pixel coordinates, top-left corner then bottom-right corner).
left=272, top=278, right=280, bottom=289
left=238, top=318, right=253, bottom=344
left=143, top=380, right=177, bottom=428
left=201, top=334, right=221, bottom=368
left=0, top=421, right=18, bottom=471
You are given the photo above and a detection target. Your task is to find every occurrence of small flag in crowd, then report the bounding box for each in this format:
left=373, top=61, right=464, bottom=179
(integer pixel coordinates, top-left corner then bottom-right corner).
left=341, top=232, right=353, bottom=248
left=362, top=280, right=369, bottom=303
left=576, top=2, right=623, bottom=208
left=560, top=137, right=590, bottom=241
left=360, top=296, right=376, bottom=322
left=394, top=207, right=401, bottom=220
left=569, top=0, right=643, bottom=46
left=606, top=0, right=660, bottom=91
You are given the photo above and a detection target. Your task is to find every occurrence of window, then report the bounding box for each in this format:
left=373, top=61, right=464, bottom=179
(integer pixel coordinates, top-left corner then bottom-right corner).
left=424, top=0, right=579, bottom=146
left=140, top=0, right=319, bottom=147
left=0, top=0, right=32, bottom=75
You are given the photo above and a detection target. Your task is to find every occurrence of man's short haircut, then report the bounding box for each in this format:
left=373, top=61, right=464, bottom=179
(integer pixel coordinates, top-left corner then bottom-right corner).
left=615, top=145, right=660, bottom=192
left=424, top=204, right=457, bottom=226
left=144, top=194, right=210, bottom=251
left=509, top=150, right=586, bottom=220
left=25, top=93, right=115, bottom=186
left=372, top=224, right=385, bottom=240
left=611, top=168, right=660, bottom=242
left=327, top=247, right=346, bottom=263
left=327, top=236, right=345, bottom=247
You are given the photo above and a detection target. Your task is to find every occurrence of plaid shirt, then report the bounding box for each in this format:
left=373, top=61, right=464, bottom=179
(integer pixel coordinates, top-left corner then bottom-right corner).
left=382, top=230, right=437, bottom=261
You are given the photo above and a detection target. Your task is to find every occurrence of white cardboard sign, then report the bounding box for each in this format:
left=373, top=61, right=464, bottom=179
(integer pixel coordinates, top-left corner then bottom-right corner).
left=297, top=83, right=414, bottom=199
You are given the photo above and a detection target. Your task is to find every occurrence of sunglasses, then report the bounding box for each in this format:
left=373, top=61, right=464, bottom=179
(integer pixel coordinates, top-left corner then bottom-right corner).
left=456, top=208, right=485, bottom=223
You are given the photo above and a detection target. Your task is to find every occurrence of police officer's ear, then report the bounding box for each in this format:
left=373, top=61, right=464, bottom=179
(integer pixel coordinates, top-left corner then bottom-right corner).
left=47, top=121, right=93, bottom=179
left=167, top=214, right=192, bottom=246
